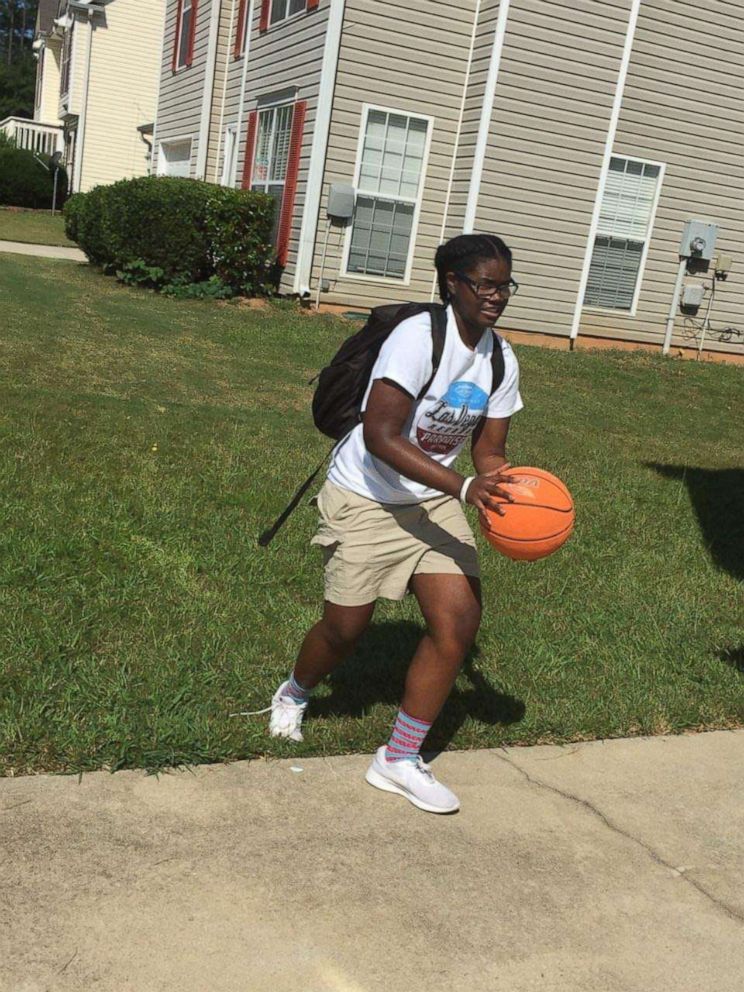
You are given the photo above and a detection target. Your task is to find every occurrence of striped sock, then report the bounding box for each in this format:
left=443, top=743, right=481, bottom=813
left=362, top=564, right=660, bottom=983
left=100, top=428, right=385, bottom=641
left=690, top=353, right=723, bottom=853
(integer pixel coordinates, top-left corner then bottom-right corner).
left=385, top=709, right=432, bottom=763
left=282, top=671, right=311, bottom=704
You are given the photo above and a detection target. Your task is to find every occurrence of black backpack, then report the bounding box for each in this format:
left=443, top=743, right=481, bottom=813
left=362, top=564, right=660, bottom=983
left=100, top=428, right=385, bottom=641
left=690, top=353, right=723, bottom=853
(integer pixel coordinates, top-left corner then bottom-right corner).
left=258, top=302, right=506, bottom=545
left=312, top=301, right=505, bottom=439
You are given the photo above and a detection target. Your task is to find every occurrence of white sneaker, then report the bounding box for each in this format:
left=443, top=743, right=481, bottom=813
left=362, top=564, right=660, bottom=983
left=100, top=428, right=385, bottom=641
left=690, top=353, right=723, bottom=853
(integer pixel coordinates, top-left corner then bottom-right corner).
left=269, top=682, right=308, bottom=742
left=365, top=746, right=460, bottom=814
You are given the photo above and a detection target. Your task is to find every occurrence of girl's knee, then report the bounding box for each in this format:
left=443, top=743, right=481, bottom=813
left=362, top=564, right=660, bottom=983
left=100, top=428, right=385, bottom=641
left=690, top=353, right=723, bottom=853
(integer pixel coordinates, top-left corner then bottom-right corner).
left=432, top=603, right=481, bottom=656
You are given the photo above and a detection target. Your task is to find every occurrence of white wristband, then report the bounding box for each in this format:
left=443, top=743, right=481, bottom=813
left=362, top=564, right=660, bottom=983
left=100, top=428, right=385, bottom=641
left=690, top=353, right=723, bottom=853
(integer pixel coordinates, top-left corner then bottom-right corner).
left=459, top=476, right=475, bottom=505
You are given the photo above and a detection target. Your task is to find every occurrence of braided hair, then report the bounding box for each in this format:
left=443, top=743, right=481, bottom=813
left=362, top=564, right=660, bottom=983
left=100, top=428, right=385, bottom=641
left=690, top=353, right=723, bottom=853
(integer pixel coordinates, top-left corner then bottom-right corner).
left=434, top=234, right=512, bottom=303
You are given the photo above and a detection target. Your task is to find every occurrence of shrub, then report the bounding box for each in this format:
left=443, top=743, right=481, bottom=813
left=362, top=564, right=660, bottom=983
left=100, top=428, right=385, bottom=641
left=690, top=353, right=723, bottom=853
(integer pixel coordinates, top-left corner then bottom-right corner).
left=0, top=138, right=68, bottom=210
left=64, top=186, right=113, bottom=267
left=205, top=185, right=276, bottom=296
left=64, top=176, right=276, bottom=297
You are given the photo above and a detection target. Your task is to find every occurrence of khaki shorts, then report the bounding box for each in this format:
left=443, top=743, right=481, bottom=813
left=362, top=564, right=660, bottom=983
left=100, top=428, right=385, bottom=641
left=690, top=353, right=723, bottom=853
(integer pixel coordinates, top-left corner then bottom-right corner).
left=311, top=480, right=480, bottom=607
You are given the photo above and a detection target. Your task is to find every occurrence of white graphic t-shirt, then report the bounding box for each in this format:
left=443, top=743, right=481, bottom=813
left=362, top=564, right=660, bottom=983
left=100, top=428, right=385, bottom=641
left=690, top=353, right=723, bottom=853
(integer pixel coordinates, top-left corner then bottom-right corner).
left=327, top=305, right=523, bottom=504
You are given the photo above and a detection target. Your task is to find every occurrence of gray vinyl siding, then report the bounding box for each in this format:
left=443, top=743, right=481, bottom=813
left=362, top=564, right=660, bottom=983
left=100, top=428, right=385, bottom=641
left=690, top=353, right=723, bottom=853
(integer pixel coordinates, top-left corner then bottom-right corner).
left=216, top=0, right=329, bottom=289
left=471, top=0, right=632, bottom=339
left=579, top=0, right=744, bottom=356
left=445, top=0, right=500, bottom=236
left=153, top=0, right=214, bottom=176
left=205, top=0, right=237, bottom=184
left=312, top=0, right=478, bottom=308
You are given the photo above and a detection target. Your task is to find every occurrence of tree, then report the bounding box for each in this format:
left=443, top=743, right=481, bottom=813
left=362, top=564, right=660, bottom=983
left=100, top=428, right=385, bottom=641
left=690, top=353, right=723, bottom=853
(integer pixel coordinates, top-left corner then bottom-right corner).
left=0, top=1, right=40, bottom=119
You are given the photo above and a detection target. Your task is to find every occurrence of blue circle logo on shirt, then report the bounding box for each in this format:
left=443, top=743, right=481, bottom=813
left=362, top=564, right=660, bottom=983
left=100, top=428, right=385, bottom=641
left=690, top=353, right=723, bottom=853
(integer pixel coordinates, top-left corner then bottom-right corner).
left=441, top=381, right=488, bottom=412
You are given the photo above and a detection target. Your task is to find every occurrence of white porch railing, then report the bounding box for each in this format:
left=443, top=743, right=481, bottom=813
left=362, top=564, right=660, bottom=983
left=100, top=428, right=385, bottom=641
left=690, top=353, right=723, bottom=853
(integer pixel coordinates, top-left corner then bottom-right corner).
left=0, top=117, right=63, bottom=157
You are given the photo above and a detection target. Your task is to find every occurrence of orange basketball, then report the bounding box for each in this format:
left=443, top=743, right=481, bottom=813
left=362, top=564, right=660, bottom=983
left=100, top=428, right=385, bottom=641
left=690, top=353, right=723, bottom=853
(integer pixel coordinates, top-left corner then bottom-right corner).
left=479, top=466, right=574, bottom=561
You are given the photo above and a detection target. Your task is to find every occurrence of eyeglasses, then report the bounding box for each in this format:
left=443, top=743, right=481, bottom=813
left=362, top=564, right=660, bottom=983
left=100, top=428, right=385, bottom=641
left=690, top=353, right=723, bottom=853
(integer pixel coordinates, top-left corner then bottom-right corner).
left=455, top=273, right=519, bottom=299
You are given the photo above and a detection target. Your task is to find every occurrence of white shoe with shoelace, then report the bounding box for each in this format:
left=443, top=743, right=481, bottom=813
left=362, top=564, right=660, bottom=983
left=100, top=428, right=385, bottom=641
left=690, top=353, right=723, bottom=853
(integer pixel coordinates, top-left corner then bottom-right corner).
left=269, top=681, right=308, bottom=742
left=365, top=746, right=460, bottom=814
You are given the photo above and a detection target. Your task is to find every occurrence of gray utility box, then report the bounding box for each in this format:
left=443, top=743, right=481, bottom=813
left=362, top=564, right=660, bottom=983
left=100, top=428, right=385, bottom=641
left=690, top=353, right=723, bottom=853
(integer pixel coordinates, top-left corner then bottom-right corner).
left=679, top=219, right=718, bottom=260
left=682, top=283, right=705, bottom=308
left=327, top=183, right=356, bottom=221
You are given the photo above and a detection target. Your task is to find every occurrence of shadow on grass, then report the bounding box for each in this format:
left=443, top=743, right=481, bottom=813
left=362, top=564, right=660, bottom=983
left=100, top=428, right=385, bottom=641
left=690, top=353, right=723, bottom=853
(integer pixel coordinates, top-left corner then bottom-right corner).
left=312, top=619, right=525, bottom=755
left=719, top=647, right=744, bottom=674
left=646, top=464, right=744, bottom=581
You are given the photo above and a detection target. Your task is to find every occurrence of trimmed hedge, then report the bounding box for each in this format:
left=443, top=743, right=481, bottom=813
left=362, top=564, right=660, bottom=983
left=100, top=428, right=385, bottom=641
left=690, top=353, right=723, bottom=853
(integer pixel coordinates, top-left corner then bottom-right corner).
left=64, top=176, right=276, bottom=297
left=0, top=137, right=68, bottom=210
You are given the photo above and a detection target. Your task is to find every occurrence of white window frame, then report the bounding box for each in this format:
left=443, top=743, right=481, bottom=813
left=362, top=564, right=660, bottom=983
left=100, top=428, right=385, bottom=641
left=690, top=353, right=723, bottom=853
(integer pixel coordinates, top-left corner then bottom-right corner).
left=174, top=0, right=193, bottom=71
left=249, top=99, right=296, bottom=243
left=60, top=22, right=75, bottom=100
left=221, top=124, right=238, bottom=186
left=157, top=136, right=193, bottom=177
left=341, top=104, right=434, bottom=287
left=269, top=0, right=307, bottom=28
left=582, top=154, right=666, bottom=318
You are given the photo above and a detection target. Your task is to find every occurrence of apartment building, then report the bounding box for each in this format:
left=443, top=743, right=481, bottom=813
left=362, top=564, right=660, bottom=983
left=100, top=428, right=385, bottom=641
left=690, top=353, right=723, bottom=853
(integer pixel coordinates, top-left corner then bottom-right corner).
left=30, top=0, right=165, bottom=193
left=151, top=0, right=743, bottom=357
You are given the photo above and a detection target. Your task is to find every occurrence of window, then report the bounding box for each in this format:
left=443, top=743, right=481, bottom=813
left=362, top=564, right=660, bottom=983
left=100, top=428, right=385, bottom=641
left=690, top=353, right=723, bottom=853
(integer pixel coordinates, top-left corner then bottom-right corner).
left=345, top=108, right=431, bottom=281
left=243, top=98, right=306, bottom=266
left=35, top=47, right=44, bottom=111
left=60, top=24, right=74, bottom=96
left=270, top=0, right=306, bottom=25
left=221, top=125, right=238, bottom=186
left=250, top=103, right=294, bottom=240
left=158, top=139, right=192, bottom=177
left=584, top=156, right=663, bottom=312
left=174, top=0, right=194, bottom=70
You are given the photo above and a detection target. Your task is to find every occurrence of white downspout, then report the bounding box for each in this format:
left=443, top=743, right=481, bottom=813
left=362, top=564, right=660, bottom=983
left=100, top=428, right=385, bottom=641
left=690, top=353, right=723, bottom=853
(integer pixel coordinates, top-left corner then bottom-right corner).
left=292, top=0, right=346, bottom=296
left=569, top=0, right=642, bottom=347
left=150, top=0, right=168, bottom=175
left=72, top=8, right=95, bottom=192
left=430, top=0, right=481, bottom=301
left=234, top=0, right=257, bottom=186
left=463, top=0, right=511, bottom=233
left=195, top=0, right=222, bottom=179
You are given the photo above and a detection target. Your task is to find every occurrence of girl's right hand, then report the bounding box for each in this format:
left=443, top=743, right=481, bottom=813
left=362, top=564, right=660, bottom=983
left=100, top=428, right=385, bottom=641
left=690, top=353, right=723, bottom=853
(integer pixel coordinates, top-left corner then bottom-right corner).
left=466, top=466, right=514, bottom=516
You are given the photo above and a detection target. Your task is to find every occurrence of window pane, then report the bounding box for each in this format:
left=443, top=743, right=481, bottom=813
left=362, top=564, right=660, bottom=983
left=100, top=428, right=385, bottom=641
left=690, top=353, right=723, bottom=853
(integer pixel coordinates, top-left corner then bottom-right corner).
left=178, top=8, right=192, bottom=66
left=348, top=196, right=414, bottom=279
left=358, top=111, right=428, bottom=200
left=270, top=104, right=293, bottom=182
left=289, top=0, right=306, bottom=13
left=598, top=157, right=661, bottom=242
left=253, top=111, right=272, bottom=184
left=270, top=0, right=288, bottom=24
left=584, top=237, right=644, bottom=310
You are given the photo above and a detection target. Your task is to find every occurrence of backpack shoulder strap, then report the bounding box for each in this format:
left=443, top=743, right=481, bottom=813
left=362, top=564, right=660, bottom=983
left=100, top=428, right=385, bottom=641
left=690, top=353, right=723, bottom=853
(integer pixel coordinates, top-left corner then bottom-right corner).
left=416, top=303, right=447, bottom=400
left=489, top=330, right=506, bottom=396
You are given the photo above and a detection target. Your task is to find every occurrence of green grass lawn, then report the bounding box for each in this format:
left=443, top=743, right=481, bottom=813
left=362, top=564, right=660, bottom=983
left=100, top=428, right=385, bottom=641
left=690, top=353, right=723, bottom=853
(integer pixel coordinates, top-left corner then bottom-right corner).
left=0, top=208, right=73, bottom=247
left=1, top=253, right=743, bottom=776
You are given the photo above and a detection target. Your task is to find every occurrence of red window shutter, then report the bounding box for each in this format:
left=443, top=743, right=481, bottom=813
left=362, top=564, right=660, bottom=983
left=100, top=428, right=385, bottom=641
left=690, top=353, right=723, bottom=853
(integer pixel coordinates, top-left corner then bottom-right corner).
left=186, top=0, right=198, bottom=66
left=241, top=111, right=259, bottom=189
left=172, top=0, right=184, bottom=71
left=234, top=0, right=248, bottom=57
left=259, top=0, right=270, bottom=32
left=307, top=0, right=320, bottom=9
left=276, top=100, right=306, bottom=268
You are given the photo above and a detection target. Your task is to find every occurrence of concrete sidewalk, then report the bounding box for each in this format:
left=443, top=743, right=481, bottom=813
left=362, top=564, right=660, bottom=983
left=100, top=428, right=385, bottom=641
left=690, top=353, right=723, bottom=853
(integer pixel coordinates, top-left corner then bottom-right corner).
left=2, top=731, right=743, bottom=992
left=0, top=239, right=86, bottom=261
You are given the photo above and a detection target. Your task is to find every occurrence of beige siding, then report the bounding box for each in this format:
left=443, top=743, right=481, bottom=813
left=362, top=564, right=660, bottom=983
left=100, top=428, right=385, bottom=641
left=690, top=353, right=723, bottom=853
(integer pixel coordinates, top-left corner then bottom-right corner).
left=63, top=14, right=88, bottom=119
left=471, top=0, right=631, bottom=339
left=313, top=0, right=478, bottom=308
left=153, top=0, right=215, bottom=177
left=445, top=0, right=500, bottom=236
left=579, top=0, right=744, bottom=356
left=80, top=0, right=164, bottom=191
left=36, top=40, right=62, bottom=124
left=206, top=0, right=238, bottom=184
left=231, top=0, right=330, bottom=290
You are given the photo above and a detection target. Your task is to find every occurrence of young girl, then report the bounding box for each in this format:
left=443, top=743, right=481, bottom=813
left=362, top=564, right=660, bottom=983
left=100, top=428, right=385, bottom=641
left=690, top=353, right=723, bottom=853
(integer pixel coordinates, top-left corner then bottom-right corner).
left=270, top=234, right=522, bottom=813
